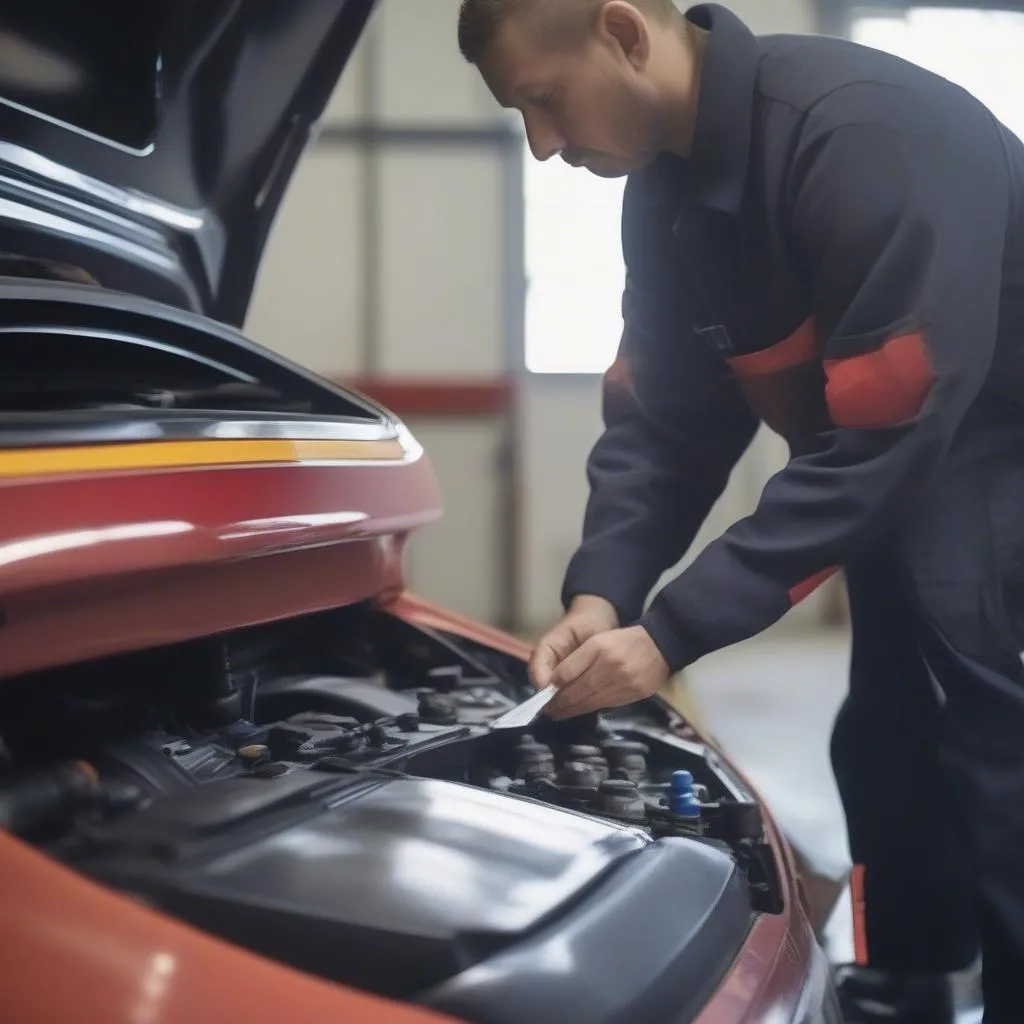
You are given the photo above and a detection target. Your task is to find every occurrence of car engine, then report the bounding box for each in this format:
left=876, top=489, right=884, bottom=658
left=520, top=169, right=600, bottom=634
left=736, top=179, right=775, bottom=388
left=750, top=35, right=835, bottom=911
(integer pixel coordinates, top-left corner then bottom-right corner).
left=0, top=604, right=783, bottom=1024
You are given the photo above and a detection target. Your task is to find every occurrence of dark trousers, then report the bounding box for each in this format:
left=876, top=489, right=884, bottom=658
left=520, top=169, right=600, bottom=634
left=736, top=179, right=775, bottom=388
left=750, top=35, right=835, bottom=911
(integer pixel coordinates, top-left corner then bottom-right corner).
left=830, top=399, right=1024, bottom=1023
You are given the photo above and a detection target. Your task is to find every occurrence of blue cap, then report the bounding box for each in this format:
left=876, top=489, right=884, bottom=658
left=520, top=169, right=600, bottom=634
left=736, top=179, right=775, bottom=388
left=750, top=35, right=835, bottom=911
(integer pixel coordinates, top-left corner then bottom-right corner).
left=670, top=770, right=701, bottom=819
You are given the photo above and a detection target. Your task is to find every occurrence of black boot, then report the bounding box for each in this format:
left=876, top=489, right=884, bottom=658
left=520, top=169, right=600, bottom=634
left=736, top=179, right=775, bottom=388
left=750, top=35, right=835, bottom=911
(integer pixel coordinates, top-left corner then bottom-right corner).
left=834, top=964, right=955, bottom=1023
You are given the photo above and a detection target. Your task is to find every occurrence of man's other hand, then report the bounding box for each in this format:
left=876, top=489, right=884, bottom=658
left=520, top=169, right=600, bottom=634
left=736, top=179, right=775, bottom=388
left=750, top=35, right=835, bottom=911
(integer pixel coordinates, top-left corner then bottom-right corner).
left=528, top=595, right=619, bottom=691
left=545, top=625, right=670, bottom=720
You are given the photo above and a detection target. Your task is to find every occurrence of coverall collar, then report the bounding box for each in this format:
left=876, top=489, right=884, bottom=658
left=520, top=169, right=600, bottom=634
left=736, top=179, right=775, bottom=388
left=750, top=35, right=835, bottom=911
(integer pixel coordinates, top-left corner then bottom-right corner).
left=683, top=3, right=760, bottom=215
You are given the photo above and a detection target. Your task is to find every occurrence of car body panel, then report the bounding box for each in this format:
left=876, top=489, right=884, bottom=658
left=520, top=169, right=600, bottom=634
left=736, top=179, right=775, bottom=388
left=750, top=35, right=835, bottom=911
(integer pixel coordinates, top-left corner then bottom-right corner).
left=0, top=280, right=439, bottom=677
left=0, top=457, right=440, bottom=679
left=0, top=829, right=457, bottom=1024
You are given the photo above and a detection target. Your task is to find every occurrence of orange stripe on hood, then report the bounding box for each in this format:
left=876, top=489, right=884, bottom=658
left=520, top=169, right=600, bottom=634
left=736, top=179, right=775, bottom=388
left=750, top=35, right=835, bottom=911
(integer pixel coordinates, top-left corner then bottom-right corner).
left=0, top=437, right=407, bottom=479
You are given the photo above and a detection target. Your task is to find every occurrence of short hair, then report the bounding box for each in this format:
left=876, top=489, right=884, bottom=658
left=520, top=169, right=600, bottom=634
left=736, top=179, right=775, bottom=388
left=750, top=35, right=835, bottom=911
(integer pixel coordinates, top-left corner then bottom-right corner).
left=457, top=0, right=679, bottom=65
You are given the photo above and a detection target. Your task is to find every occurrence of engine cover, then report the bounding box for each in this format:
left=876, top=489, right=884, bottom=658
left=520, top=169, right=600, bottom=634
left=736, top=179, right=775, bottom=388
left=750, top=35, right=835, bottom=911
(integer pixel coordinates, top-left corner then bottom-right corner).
left=73, top=767, right=751, bottom=1015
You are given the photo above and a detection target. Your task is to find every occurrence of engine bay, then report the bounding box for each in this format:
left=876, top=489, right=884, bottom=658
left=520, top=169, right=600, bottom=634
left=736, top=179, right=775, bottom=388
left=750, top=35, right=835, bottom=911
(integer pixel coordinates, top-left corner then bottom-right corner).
left=0, top=603, right=782, bottom=1018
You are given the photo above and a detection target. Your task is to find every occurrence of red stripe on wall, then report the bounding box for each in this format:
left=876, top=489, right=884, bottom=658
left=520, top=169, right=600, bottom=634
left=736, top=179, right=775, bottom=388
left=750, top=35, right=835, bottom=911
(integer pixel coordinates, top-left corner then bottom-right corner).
left=338, top=377, right=513, bottom=417
left=727, top=317, right=817, bottom=379
left=788, top=565, right=839, bottom=606
left=823, top=331, right=934, bottom=429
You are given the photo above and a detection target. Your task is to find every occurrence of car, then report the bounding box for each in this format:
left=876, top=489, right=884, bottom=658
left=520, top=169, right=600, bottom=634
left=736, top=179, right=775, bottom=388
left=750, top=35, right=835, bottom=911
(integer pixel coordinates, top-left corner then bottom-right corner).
left=0, top=2, right=842, bottom=1022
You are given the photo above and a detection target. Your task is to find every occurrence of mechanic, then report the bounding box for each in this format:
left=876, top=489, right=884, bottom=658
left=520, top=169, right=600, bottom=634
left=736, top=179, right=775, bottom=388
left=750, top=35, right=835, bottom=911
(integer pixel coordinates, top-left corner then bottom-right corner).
left=456, top=2, right=1024, bottom=1022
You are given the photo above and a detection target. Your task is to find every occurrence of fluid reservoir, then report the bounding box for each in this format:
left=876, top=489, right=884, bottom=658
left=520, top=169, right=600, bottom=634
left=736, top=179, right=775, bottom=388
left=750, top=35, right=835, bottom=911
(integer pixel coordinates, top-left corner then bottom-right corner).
left=670, top=771, right=702, bottom=820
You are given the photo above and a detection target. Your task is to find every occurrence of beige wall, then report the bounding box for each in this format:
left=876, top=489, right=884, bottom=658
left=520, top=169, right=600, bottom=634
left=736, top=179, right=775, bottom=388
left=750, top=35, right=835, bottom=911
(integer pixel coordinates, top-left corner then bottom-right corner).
left=246, top=0, right=513, bottom=625
left=245, top=0, right=834, bottom=636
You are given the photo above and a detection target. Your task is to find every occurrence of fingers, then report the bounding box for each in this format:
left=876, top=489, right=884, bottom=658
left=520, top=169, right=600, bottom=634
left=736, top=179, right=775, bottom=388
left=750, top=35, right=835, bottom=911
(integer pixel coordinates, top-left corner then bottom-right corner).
left=547, top=636, right=618, bottom=719
left=545, top=627, right=666, bottom=721
left=551, top=635, right=602, bottom=688
left=548, top=674, right=619, bottom=719
left=548, top=680, right=617, bottom=720
left=528, top=622, right=581, bottom=689
left=528, top=607, right=613, bottom=689
left=527, top=641, right=558, bottom=690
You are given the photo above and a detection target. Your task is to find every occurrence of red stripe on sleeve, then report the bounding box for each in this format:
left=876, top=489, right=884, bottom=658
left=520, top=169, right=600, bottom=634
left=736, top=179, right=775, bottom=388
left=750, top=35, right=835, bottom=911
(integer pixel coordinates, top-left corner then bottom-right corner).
left=788, top=565, right=839, bottom=606
left=851, top=864, right=869, bottom=966
left=727, top=317, right=817, bottom=378
left=823, top=331, right=934, bottom=429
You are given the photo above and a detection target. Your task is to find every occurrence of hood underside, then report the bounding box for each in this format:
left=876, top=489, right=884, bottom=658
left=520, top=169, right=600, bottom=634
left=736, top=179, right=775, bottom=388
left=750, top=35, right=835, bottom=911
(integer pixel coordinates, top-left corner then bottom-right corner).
left=0, top=0, right=376, bottom=326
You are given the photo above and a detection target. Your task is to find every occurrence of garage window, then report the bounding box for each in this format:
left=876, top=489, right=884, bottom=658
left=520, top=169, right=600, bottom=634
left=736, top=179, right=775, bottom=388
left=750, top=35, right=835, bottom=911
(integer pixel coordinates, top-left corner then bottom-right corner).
left=523, top=151, right=626, bottom=374
left=850, top=6, right=1024, bottom=139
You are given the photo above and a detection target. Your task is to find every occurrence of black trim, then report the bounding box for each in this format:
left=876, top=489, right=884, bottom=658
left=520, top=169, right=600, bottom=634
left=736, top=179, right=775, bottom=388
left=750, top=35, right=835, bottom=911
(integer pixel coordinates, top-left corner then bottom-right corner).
left=0, top=281, right=395, bottom=425
left=318, top=124, right=521, bottom=148
left=423, top=838, right=753, bottom=1024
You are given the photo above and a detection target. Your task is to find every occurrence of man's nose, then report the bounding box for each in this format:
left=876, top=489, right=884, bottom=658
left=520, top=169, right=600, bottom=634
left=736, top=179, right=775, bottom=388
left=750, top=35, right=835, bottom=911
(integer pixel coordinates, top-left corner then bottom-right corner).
left=524, top=114, right=565, bottom=162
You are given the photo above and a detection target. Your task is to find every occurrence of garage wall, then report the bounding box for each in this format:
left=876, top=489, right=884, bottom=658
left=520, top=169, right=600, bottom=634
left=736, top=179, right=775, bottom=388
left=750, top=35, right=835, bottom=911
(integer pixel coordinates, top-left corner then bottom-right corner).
left=245, top=0, right=517, bottom=626
left=244, top=0, right=836, bottom=638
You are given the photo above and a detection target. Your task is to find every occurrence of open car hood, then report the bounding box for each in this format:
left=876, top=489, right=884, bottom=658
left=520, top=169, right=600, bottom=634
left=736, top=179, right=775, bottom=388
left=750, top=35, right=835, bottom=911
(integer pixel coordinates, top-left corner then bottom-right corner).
left=0, top=0, right=375, bottom=326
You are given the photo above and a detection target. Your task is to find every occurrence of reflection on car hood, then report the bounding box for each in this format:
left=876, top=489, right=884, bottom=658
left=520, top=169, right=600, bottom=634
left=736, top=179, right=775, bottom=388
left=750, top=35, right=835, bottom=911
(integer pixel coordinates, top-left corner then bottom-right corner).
left=0, top=0, right=376, bottom=326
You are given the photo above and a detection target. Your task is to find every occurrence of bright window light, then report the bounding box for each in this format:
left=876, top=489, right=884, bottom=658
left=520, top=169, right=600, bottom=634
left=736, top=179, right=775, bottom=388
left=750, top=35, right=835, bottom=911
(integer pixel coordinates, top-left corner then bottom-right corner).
left=851, top=7, right=1024, bottom=140
left=524, top=151, right=626, bottom=374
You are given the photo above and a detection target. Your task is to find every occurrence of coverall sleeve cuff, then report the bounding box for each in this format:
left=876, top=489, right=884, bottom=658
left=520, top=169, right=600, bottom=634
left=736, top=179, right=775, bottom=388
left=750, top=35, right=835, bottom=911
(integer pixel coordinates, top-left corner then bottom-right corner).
left=639, top=597, right=703, bottom=674
left=560, top=555, right=649, bottom=628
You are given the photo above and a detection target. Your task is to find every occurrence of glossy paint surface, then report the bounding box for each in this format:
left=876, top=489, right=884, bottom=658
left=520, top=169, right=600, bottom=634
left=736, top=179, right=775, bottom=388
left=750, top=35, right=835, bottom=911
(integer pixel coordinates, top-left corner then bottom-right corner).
left=0, top=829, right=457, bottom=1024
left=0, top=537, right=405, bottom=679
left=0, top=451, right=438, bottom=592
left=0, top=445, right=439, bottom=677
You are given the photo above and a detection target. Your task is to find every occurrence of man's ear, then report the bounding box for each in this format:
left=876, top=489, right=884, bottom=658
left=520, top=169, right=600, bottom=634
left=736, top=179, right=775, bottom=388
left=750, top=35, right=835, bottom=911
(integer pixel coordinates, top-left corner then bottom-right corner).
left=595, top=0, right=651, bottom=68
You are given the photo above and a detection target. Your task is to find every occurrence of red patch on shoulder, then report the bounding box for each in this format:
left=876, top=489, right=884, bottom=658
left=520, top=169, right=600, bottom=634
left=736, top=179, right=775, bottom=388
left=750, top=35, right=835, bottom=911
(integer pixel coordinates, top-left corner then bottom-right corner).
left=823, top=332, right=934, bottom=429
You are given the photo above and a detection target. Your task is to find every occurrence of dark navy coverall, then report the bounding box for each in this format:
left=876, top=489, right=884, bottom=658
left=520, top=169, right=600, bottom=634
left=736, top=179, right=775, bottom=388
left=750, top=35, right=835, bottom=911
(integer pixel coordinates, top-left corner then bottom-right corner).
left=560, top=4, right=1024, bottom=1016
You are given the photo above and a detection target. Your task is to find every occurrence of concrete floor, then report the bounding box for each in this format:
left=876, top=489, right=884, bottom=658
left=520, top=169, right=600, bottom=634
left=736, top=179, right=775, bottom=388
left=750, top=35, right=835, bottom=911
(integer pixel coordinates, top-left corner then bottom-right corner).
left=675, top=623, right=983, bottom=1022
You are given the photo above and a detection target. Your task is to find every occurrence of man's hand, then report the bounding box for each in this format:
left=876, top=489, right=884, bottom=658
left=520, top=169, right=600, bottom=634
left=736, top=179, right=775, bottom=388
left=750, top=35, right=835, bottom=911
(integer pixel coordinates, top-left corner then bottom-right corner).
left=545, top=625, right=670, bottom=720
left=528, top=594, right=619, bottom=690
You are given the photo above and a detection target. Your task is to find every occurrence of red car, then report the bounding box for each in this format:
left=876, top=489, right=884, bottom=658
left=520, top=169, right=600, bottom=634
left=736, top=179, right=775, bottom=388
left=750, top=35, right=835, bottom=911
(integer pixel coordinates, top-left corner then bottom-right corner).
left=0, top=2, right=840, bottom=1022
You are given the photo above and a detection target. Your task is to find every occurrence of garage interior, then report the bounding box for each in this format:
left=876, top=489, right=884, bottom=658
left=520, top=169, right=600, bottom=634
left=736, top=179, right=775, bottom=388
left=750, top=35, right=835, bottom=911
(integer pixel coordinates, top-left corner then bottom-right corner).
left=235, top=2, right=1017, bottom=1021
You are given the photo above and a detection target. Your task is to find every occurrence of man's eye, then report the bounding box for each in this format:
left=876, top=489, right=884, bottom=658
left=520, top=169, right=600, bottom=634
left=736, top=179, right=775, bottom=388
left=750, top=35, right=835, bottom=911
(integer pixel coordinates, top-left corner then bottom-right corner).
left=530, top=93, right=554, bottom=109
